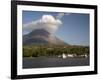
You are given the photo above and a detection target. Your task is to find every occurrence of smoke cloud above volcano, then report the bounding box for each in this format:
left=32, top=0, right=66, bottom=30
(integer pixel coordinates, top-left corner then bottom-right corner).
left=56, top=13, right=70, bottom=19
left=23, top=15, right=62, bottom=35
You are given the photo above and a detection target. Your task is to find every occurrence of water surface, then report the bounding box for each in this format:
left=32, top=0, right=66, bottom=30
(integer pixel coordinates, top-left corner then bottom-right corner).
left=23, top=57, right=89, bottom=68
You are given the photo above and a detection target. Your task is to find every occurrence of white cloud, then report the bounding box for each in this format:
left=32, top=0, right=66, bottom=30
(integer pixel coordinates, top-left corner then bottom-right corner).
left=56, top=13, right=70, bottom=19
left=56, top=13, right=65, bottom=19
left=23, top=15, right=62, bottom=35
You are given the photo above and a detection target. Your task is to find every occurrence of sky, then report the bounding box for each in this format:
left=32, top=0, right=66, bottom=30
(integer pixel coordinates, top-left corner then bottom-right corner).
left=22, top=11, right=89, bottom=46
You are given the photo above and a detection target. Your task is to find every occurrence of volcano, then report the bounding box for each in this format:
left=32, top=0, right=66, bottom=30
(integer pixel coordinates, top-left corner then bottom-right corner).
left=23, top=29, right=68, bottom=45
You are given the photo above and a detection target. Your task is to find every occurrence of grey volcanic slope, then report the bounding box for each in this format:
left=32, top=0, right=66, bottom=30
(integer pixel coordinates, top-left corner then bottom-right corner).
left=23, top=29, right=68, bottom=45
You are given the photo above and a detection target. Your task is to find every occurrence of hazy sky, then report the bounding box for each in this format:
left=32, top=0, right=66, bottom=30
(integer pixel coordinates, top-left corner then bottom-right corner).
left=22, top=11, right=89, bottom=46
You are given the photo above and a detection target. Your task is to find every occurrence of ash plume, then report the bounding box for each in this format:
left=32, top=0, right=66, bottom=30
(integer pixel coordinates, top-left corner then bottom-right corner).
left=23, top=15, right=62, bottom=35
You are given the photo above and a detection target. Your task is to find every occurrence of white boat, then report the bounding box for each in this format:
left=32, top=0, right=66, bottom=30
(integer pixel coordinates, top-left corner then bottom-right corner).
left=84, top=54, right=88, bottom=58
left=67, top=54, right=74, bottom=57
left=62, top=53, right=67, bottom=59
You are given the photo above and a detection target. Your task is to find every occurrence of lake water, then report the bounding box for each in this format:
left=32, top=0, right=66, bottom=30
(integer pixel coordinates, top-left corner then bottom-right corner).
left=23, top=57, right=89, bottom=69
